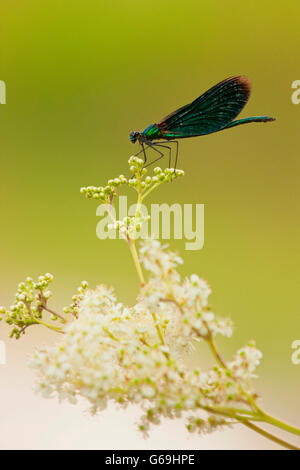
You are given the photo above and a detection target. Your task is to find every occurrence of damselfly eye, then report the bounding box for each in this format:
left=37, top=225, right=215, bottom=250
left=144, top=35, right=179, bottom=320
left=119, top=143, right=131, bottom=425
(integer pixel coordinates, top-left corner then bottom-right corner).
left=129, top=131, right=139, bottom=143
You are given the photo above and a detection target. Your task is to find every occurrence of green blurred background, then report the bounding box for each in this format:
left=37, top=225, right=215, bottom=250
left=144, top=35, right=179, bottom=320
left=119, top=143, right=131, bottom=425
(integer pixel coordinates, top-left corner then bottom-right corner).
left=0, top=0, right=299, bottom=449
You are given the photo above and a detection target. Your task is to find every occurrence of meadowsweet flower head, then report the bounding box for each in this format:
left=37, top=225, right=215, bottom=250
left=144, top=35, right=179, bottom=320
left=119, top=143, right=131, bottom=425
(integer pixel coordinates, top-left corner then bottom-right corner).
left=30, top=239, right=261, bottom=435
left=139, top=239, right=183, bottom=281
left=80, top=157, right=184, bottom=204
left=80, top=159, right=184, bottom=242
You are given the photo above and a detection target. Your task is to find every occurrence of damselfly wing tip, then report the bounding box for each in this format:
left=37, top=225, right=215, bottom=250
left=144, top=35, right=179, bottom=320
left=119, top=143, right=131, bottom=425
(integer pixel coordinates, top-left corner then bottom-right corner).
left=235, top=75, right=252, bottom=94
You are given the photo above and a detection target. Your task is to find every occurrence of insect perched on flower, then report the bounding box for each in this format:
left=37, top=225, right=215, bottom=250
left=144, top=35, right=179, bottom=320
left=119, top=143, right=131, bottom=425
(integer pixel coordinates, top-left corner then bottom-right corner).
left=129, top=76, right=275, bottom=168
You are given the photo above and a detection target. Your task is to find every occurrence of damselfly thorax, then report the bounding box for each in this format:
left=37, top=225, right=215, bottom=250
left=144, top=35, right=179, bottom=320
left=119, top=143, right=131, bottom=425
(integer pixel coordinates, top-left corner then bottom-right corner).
left=129, top=128, right=179, bottom=168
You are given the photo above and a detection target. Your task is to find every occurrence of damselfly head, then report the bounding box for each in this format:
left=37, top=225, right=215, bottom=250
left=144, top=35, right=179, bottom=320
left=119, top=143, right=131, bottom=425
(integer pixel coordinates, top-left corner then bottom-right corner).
left=129, top=130, right=140, bottom=143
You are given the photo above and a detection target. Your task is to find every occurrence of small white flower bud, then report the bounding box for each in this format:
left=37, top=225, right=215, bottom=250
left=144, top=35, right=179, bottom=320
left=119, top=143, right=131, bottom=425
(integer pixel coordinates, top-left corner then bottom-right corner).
left=141, top=385, right=155, bottom=398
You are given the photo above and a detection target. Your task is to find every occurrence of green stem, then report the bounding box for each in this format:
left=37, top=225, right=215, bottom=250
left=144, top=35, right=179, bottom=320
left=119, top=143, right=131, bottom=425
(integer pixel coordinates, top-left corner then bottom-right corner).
left=35, top=319, right=64, bottom=333
left=141, top=182, right=161, bottom=201
left=43, top=306, right=66, bottom=323
left=259, top=411, right=300, bottom=437
left=243, top=422, right=299, bottom=450
left=200, top=404, right=299, bottom=450
left=128, top=238, right=166, bottom=349
left=152, top=311, right=166, bottom=346
left=128, top=238, right=145, bottom=285
left=207, top=332, right=227, bottom=369
left=212, top=406, right=262, bottom=419
left=135, top=187, right=143, bottom=220
left=129, top=182, right=168, bottom=349
left=206, top=332, right=261, bottom=413
left=205, top=330, right=300, bottom=443
left=200, top=404, right=256, bottom=423
left=103, top=327, right=120, bottom=342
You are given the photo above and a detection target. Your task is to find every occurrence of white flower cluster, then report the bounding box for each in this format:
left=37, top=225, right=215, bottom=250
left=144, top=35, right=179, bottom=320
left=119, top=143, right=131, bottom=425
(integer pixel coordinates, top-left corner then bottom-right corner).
left=80, top=175, right=128, bottom=202
left=30, top=240, right=262, bottom=435
left=80, top=157, right=184, bottom=206
left=137, top=239, right=233, bottom=352
left=228, top=343, right=263, bottom=380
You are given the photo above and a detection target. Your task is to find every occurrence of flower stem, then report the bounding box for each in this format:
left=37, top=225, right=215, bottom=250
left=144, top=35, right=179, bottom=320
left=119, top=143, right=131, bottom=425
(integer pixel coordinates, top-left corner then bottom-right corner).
left=141, top=182, right=161, bottom=201
left=35, top=319, right=64, bottom=333
left=128, top=238, right=145, bottom=285
left=258, top=411, right=300, bottom=437
left=43, top=306, right=66, bottom=323
left=201, top=404, right=299, bottom=450
left=205, top=329, right=300, bottom=446
left=128, top=238, right=166, bottom=348
left=243, top=422, right=299, bottom=450
left=151, top=311, right=166, bottom=346
left=206, top=332, right=227, bottom=369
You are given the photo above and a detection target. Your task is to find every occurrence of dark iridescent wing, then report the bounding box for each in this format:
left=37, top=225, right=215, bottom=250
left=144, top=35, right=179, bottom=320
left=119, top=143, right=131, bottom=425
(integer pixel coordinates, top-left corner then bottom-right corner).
left=156, top=76, right=252, bottom=138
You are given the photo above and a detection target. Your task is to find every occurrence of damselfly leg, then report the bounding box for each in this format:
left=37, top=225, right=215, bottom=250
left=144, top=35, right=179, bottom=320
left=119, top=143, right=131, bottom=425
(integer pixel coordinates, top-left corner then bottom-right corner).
left=134, top=140, right=179, bottom=170
left=151, top=141, right=179, bottom=169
